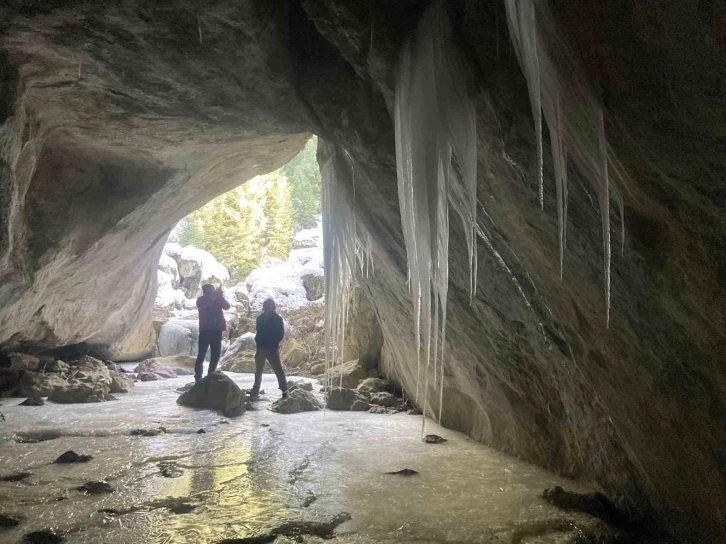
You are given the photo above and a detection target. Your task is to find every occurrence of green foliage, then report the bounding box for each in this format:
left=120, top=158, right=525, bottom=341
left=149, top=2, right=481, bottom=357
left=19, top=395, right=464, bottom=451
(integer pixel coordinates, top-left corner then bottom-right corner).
left=171, top=137, right=321, bottom=282
left=175, top=172, right=294, bottom=281
left=262, top=171, right=294, bottom=260
left=175, top=217, right=203, bottom=248
left=283, top=136, right=321, bottom=230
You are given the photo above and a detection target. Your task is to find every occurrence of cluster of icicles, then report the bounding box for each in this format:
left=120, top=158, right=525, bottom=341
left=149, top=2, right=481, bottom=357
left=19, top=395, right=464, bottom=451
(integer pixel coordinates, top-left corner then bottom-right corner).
left=320, top=149, right=373, bottom=398
left=322, top=0, right=626, bottom=434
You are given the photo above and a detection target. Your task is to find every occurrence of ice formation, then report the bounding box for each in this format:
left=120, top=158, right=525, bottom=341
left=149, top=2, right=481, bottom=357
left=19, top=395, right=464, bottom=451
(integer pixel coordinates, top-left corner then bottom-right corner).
left=392, top=0, right=627, bottom=434
left=504, top=0, right=625, bottom=322
left=320, top=149, right=357, bottom=396
left=394, top=0, right=478, bottom=432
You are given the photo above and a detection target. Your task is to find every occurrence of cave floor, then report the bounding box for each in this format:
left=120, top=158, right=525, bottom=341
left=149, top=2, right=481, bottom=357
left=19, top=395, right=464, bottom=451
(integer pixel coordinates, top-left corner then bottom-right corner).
left=0, top=372, right=606, bottom=543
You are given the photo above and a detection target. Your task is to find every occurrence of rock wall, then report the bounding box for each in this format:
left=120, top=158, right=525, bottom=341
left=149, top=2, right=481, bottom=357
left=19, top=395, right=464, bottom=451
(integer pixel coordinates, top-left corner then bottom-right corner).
left=1, top=1, right=725, bottom=541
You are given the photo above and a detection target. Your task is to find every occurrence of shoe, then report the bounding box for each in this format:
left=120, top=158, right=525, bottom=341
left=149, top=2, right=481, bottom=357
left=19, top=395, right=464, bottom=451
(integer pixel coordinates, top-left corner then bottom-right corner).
left=281, top=391, right=289, bottom=399
left=248, top=392, right=260, bottom=401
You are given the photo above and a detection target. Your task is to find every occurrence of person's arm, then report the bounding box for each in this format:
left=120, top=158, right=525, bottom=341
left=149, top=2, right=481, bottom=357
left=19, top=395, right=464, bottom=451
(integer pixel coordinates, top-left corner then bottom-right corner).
left=196, top=297, right=202, bottom=309
left=274, top=315, right=285, bottom=344
left=215, top=287, right=231, bottom=310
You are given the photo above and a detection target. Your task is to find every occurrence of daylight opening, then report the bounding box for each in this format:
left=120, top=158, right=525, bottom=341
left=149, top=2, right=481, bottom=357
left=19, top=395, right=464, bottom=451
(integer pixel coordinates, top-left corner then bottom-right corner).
left=152, top=136, right=326, bottom=382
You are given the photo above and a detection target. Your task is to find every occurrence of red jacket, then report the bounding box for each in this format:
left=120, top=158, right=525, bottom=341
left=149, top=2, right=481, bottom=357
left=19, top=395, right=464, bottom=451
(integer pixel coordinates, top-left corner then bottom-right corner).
left=197, top=294, right=231, bottom=331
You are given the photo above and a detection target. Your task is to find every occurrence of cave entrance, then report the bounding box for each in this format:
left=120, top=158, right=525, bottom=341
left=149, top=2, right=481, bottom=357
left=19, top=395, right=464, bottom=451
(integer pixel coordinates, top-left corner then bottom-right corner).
left=151, top=136, right=326, bottom=381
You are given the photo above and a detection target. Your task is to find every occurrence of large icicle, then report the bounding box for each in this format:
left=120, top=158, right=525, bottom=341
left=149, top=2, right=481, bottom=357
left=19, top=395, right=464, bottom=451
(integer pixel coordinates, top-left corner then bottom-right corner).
left=320, top=145, right=358, bottom=400
left=394, top=0, right=478, bottom=435
left=505, top=0, right=627, bottom=323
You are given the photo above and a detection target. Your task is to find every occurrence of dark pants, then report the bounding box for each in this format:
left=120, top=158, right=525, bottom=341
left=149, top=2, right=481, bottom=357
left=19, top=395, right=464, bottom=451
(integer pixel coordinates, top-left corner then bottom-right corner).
left=195, top=329, right=223, bottom=381
left=252, top=348, right=287, bottom=394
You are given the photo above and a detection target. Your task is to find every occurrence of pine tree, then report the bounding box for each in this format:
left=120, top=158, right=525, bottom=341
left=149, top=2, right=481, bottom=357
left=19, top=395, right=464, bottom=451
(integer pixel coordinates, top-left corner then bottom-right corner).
left=284, top=136, right=322, bottom=230
left=262, top=171, right=294, bottom=259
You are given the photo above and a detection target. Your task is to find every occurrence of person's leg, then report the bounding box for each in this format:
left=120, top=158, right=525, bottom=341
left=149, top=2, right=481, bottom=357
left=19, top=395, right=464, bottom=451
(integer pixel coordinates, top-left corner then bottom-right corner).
left=195, top=330, right=211, bottom=382
left=267, top=348, right=288, bottom=394
left=207, top=329, right=222, bottom=374
left=250, top=349, right=266, bottom=395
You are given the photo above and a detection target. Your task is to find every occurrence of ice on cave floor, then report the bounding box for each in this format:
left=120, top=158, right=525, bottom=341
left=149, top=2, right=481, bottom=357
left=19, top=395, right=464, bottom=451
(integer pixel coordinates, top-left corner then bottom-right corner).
left=0, top=372, right=606, bottom=543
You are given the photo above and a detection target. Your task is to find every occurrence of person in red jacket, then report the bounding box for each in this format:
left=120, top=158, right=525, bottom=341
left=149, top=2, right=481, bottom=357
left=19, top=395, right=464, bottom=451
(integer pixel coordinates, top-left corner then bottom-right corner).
left=195, top=284, right=231, bottom=382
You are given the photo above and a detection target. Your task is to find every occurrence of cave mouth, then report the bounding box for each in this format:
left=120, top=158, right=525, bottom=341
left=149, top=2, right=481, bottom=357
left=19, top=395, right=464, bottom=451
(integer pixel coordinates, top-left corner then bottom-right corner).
left=151, top=135, right=328, bottom=380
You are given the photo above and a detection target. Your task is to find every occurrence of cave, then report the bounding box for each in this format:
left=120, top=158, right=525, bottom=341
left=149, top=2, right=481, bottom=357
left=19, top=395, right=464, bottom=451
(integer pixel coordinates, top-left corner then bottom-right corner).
left=0, top=1, right=724, bottom=543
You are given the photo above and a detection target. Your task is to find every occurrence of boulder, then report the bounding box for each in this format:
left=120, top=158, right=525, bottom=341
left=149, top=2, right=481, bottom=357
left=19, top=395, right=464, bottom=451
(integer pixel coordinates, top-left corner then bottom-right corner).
left=143, top=355, right=196, bottom=369
left=369, top=392, right=402, bottom=409
left=19, top=396, right=44, bottom=406
left=134, top=359, right=183, bottom=381
left=287, top=379, right=313, bottom=392
left=324, top=359, right=368, bottom=390
left=270, top=389, right=322, bottom=414
left=357, top=377, right=392, bottom=395
left=44, top=360, right=70, bottom=375
left=302, top=272, right=324, bottom=301
left=70, top=357, right=113, bottom=393
left=109, top=371, right=134, bottom=393
left=13, top=372, right=69, bottom=398
left=219, top=333, right=259, bottom=373
left=177, top=372, right=246, bottom=417
left=309, top=362, right=325, bottom=375
left=8, top=353, right=40, bottom=372
left=326, top=387, right=370, bottom=411
left=179, top=246, right=229, bottom=298
left=48, top=382, right=109, bottom=403
left=281, top=339, right=309, bottom=368
left=157, top=320, right=198, bottom=358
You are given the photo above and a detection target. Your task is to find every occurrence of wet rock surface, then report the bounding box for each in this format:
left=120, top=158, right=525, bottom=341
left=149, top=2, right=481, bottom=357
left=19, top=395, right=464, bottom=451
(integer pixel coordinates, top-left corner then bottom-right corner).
left=326, top=387, right=370, bottom=411
left=76, top=481, right=114, bottom=495
left=54, top=451, right=93, bottom=464
left=19, top=396, right=44, bottom=406
left=0, top=513, right=20, bottom=527
left=133, top=360, right=185, bottom=381
left=177, top=372, right=246, bottom=417
left=23, top=530, right=63, bottom=543
left=269, top=389, right=322, bottom=414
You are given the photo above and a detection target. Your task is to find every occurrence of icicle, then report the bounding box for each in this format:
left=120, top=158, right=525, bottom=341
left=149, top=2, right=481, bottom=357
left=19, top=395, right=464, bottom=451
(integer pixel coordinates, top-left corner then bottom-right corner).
left=321, top=145, right=358, bottom=408
left=598, top=110, right=611, bottom=327
left=506, top=0, right=627, bottom=321
left=506, top=0, right=543, bottom=208
left=394, top=0, right=478, bottom=432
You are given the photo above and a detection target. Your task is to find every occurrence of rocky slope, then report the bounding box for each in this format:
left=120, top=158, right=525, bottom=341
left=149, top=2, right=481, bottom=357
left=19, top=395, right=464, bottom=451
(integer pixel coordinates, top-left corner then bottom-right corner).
left=1, top=1, right=724, bottom=541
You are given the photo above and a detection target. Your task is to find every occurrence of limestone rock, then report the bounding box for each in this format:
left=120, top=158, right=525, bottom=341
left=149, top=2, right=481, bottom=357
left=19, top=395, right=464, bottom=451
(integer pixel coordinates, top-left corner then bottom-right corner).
left=324, top=359, right=368, bottom=390
left=55, top=451, right=93, bottom=464
left=302, top=272, right=324, bottom=301
left=44, top=360, right=70, bottom=375
left=357, top=378, right=392, bottom=395
left=8, top=353, right=40, bottom=372
left=270, top=389, right=322, bottom=414
left=281, top=339, right=308, bottom=368
left=287, top=379, right=313, bottom=392
left=133, top=360, right=180, bottom=381
left=219, top=333, right=258, bottom=373
left=177, top=372, right=246, bottom=417
left=157, top=320, right=198, bottom=358
left=220, top=350, right=257, bottom=374
left=368, top=406, right=393, bottom=415
left=309, top=362, right=325, bottom=375
left=13, top=372, right=69, bottom=398
left=326, top=387, right=370, bottom=411
left=108, top=370, right=134, bottom=393
left=19, top=396, right=44, bottom=406
left=48, top=382, right=109, bottom=404
left=369, top=392, right=401, bottom=409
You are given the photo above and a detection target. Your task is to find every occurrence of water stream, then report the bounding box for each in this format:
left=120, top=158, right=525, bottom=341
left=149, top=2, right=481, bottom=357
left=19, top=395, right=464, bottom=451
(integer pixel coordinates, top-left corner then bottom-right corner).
left=0, top=372, right=606, bottom=543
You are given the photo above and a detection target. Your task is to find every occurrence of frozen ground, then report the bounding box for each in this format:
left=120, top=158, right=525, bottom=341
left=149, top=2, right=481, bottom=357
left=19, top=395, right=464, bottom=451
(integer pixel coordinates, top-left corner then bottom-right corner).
left=0, top=372, right=605, bottom=543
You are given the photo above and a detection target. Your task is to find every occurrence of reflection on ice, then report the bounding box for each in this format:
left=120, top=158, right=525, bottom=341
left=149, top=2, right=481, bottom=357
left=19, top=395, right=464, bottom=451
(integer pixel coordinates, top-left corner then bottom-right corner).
left=0, top=372, right=604, bottom=543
